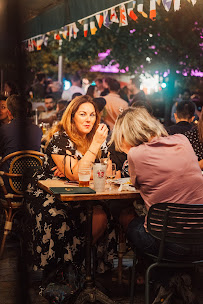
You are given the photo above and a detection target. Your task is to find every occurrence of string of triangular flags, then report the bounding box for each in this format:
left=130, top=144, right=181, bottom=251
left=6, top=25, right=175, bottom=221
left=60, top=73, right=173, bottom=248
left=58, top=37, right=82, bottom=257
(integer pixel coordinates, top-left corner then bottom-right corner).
left=23, top=0, right=197, bottom=52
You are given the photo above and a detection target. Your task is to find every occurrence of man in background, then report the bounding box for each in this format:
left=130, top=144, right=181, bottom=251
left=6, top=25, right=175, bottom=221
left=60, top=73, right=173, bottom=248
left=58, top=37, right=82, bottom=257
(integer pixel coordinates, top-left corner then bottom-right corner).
left=127, top=76, right=146, bottom=104
left=166, top=100, right=195, bottom=135
left=62, top=74, right=85, bottom=101
left=31, top=72, right=46, bottom=99
left=95, top=78, right=109, bottom=96
left=39, top=95, right=56, bottom=120
left=103, top=78, right=128, bottom=131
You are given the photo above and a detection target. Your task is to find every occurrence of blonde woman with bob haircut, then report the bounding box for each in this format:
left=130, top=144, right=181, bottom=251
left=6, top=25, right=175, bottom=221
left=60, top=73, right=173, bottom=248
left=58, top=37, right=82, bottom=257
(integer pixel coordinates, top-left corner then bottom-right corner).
left=110, top=106, right=203, bottom=259
left=25, top=95, right=116, bottom=286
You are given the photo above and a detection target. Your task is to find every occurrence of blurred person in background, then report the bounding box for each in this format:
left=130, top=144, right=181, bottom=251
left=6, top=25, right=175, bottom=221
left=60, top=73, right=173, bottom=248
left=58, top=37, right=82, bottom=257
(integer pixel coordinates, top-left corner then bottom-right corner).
left=171, top=89, right=192, bottom=124
left=101, top=78, right=110, bottom=97
left=102, top=78, right=128, bottom=131
left=127, top=77, right=146, bottom=104
left=4, top=81, right=18, bottom=97
left=62, top=74, right=85, bottom=101
left=119, top=85, right=130, bottom=104
left=167, top=100, right=195, bottom=135
left=39, top=95, right=56, bottom=121
left=56, top=99, right=68, bottom=121
left=185, top=108, right=203, bottom=170
left=47, top=81, right=63, bottom=101
left=95, top=78, right=109, bottom=96
left=31, top=72, right=46, bottom=99
left=0, top=95, right=10, bottom=126
left=86, top=85, right=106, bottom=113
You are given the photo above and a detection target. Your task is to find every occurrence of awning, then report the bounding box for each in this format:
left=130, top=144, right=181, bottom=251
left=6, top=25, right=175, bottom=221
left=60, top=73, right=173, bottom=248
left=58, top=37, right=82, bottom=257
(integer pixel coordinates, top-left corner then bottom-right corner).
left=23, top=0, right=132, bottom=40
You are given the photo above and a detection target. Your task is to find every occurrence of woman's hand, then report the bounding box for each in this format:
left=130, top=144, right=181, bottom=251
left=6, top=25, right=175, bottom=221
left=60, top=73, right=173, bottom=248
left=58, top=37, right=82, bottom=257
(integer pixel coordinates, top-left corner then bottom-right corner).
left=51, top=166, right=65, bottom=177
left=92, top=124, right=108, bottom=146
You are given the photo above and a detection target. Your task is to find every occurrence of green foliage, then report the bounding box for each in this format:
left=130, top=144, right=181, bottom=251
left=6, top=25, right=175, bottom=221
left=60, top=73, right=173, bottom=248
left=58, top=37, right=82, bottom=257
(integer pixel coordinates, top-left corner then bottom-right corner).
left=26, top=0, right=203, bottom=81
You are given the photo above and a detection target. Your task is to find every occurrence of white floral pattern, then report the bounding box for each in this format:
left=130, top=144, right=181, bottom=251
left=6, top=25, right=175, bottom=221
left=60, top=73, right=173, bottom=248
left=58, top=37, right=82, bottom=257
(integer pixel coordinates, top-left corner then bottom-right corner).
left=25, top=130, right=116, bottom=273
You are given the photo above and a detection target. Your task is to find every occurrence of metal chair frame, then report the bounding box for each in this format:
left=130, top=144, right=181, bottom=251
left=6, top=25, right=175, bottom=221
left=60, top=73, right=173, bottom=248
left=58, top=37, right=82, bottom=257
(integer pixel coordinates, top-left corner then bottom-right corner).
left=0, top=150, right=44, bottom=257
left=130, top=203, right=203, bottom=304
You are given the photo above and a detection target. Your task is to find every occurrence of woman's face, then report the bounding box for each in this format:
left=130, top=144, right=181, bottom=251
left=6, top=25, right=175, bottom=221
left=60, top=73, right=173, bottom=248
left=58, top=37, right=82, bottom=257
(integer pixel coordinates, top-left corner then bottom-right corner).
left=0, top=100, right=8, bottom=122
left=73, top=102, right=96, bottom=137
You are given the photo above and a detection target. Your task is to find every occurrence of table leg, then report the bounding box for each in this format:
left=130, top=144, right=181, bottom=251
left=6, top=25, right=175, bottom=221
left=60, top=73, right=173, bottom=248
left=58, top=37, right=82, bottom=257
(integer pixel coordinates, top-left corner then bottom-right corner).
left=75, top=202, right=117, bottom=304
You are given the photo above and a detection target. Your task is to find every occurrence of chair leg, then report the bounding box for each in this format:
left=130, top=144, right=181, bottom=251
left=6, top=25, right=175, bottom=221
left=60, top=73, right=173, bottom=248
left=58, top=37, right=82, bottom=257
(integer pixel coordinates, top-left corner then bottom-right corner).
left=145, top=263, right=159, bottom=304
left=129, top=251, right=137, bottom=304
left=118, top=225, right=126, bottom=284
left=0, top=219, right=12, bottom=257
left=92, top=245, right=97, bottom=281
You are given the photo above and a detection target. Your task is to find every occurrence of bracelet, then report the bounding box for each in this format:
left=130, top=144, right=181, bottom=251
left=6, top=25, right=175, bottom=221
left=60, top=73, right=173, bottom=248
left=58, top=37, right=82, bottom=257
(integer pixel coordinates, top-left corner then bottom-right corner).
left=88, top=149, right=97, bottom=156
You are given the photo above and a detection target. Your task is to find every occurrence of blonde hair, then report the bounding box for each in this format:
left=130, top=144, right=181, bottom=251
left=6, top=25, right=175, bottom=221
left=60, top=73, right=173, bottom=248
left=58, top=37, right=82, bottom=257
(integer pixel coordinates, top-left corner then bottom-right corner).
left=45, top=95, right=100, bottom=154
left=109, top=107, right=168, bottom=152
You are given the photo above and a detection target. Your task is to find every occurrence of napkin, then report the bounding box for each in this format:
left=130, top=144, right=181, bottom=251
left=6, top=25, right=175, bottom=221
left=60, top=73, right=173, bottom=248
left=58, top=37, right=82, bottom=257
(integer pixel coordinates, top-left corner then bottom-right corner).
left=118, top=184, right=137, bottom=192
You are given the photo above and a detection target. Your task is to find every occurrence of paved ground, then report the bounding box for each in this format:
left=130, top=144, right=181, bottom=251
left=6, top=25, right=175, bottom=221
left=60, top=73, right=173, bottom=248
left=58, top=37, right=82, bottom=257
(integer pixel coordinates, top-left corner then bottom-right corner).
left=0, top=237, right=144, bottom=304
left=1, top=236, right=203, bottom=304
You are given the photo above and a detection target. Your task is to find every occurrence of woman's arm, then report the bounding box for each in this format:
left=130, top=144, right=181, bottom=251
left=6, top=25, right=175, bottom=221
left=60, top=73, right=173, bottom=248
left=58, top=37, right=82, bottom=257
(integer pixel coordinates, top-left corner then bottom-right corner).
left=51, top=124, right=108, bottom=180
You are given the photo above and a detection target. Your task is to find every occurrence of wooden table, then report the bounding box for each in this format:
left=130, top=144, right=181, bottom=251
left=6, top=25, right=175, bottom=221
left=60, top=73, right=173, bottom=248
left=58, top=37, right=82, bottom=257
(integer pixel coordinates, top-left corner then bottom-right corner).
left=38, top=178, right=140, bottom=304
left=38, top=179, right=140, bottom=201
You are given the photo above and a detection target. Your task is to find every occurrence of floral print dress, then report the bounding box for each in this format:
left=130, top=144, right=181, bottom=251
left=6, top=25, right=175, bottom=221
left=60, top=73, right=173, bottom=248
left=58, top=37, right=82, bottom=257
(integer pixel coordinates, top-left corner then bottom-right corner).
left=25, top=131, right=116, bottom=273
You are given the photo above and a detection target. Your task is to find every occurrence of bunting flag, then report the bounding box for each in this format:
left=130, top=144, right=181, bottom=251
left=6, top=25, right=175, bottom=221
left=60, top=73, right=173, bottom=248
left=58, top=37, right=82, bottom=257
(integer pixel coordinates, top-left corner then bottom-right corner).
left=110, top=7, right=119, bottom=23
left=174, top=0, right=181, bottom=10
left=73, top=22, right=79, bottom=38
left=150, top=0, right=156, bottom=20
left=54, top=33, right=61, bottom=40
left=61, top=26, right=68, bottom=39
left=120, top=4, right=128, bottom=26
left=69, top=24, right=73, bottom=41
left=103, top=11, right=112, bottom=28
left=43, top=35, right=49, bottom=46
left=23, top=0, right=197, bottom=49
left=90, top=17, right=97, bottom=35
left=162, top=0, right=172, bottom=11
left=96, top=14, right=104, bottom=28
left=83, top=19, right=88, bottom=37
left=127, top=2, right=138, bottom=21
left=37, top=37, right=43, bottom=50
left=28, top=39, right=34, bottom=52
left=137, top=0, right=148, bottom=18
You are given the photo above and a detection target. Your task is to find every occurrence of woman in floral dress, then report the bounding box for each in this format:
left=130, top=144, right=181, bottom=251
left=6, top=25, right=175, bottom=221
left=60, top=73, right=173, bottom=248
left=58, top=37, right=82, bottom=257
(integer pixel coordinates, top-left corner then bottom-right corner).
left=25, top=95, right=116, bottom=276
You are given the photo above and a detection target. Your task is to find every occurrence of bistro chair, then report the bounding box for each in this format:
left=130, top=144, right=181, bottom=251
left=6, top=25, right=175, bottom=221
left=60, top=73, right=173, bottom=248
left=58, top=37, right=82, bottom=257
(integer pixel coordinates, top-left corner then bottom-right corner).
left=0, top=150, right=44, bottom=257
left=130, top=203, right=203, bottom=304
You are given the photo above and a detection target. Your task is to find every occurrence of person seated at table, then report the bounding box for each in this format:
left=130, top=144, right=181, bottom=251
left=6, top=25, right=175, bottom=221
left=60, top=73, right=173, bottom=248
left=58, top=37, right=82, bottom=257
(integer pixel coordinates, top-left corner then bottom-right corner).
left=166, top=100, right=195, bottom=135
left=0, top=95, right=10, bottom=127
left=109, top=107, right=203, bottom=259
left=185, top=107, right=203, bottom=170
left=24, top=95, right=116, bottom=285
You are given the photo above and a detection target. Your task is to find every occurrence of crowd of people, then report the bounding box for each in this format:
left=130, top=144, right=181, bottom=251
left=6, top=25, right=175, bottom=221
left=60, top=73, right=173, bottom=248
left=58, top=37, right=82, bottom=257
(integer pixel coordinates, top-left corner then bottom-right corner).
left=0, top=73, right=203, bottom=299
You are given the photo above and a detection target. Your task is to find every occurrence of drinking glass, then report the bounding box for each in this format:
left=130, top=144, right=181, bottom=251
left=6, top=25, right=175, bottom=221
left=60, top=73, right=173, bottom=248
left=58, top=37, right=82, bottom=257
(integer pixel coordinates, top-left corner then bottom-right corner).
left=93, top=163, right=107, bottom=192
left=106, top=163, right=116, bottom=191
left=78, top=161, right=92, bottom=187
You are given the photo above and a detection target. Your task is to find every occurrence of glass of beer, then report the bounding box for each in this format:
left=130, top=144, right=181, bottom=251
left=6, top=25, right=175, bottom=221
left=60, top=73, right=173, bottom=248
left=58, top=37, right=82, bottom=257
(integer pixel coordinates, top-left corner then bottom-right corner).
left=78, top=161, right=92, bottom=187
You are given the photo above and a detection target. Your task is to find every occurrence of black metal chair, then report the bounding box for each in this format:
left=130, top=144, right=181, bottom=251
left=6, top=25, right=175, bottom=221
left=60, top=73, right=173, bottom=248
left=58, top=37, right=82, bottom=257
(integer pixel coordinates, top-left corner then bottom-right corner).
left=130, top=203, right=203, bottom=304
left=0, top=150, right=44, bottom=257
